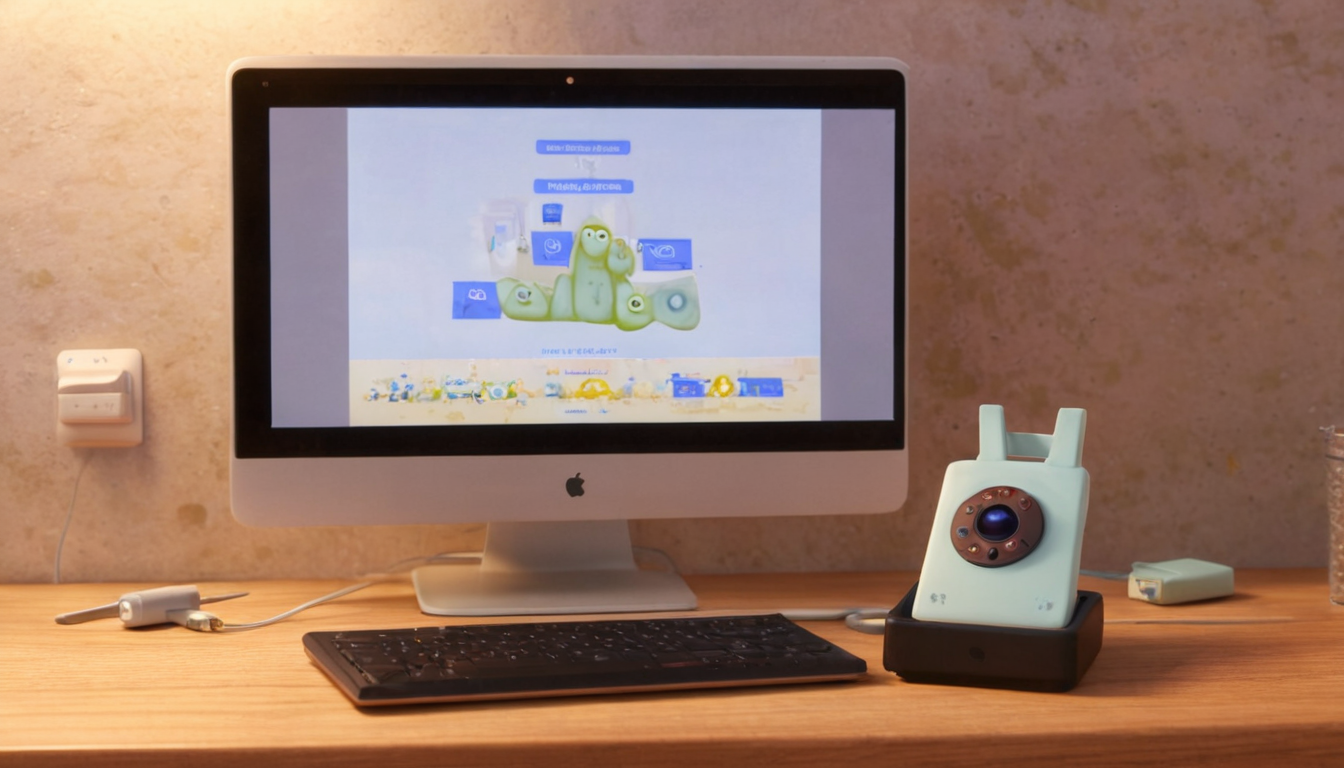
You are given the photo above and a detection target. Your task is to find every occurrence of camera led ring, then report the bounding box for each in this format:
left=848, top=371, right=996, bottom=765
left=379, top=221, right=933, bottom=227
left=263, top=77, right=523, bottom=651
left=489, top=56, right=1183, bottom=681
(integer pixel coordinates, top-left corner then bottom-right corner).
left=948, top=485, right=1045, bottom=568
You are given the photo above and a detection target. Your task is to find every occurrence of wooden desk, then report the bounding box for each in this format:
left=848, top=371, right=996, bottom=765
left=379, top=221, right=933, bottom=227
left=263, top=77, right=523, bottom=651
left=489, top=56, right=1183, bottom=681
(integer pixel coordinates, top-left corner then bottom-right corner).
left=2, top=571, right=1342, bottom=767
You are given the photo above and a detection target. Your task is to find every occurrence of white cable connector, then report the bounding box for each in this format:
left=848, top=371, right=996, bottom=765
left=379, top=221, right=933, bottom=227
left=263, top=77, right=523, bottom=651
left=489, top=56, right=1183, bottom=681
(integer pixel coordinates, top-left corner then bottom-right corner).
left=54, top=553, right=484, bottom=631
left=55, top=585, right=248, bottom=627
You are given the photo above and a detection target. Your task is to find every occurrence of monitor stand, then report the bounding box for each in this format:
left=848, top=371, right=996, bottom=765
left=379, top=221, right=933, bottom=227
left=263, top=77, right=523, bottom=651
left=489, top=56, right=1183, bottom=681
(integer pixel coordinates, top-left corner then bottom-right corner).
left=412, top=519, right=698, bottom=616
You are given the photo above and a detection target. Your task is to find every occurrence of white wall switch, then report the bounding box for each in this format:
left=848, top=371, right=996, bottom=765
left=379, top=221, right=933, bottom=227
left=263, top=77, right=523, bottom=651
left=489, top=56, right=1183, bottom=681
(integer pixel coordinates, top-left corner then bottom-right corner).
left=57, top=349, right=143, bottom=447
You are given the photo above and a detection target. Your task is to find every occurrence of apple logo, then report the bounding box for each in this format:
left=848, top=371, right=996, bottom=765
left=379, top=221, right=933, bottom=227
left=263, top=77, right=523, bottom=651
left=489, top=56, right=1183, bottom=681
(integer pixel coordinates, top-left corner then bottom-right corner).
left=565, top=473, right=585, bottom=497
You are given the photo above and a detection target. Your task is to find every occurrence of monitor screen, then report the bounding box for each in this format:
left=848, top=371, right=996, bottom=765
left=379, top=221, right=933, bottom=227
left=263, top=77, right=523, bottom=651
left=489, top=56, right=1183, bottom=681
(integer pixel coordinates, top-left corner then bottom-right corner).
left=229, top=56, right=907, bottom=615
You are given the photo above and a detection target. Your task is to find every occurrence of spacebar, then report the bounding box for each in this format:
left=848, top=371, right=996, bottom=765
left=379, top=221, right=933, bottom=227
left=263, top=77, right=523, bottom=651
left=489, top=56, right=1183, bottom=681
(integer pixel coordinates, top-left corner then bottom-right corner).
left=459, top=658, right=649, bottom=678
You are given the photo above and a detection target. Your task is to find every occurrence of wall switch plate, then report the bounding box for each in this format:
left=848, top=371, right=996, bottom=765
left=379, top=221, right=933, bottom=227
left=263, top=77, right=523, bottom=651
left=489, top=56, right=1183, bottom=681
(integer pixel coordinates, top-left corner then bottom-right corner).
left=57, top=349, right=143, bottom=447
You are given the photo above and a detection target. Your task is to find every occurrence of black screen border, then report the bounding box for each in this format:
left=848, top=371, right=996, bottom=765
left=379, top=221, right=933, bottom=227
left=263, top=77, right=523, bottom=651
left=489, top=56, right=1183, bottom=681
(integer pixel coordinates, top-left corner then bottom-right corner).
left=231, top=62, right=907, bottom=459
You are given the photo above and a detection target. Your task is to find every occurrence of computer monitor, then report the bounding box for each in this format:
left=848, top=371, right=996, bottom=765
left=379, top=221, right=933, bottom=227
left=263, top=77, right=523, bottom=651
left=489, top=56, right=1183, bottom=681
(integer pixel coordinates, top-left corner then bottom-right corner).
left=228, top=55, right=907, bottom=616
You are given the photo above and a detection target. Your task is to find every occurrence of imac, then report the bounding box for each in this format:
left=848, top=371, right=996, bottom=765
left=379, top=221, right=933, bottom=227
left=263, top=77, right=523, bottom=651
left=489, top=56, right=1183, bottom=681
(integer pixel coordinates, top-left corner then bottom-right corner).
left=228, top=56, right=908, bottom=616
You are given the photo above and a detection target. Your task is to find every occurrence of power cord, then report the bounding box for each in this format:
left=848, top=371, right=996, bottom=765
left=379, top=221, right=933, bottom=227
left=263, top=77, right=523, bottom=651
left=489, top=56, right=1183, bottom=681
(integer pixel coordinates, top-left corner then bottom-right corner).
left=204, top=582, right=383, bottom=632
left=780, top=608, right=890, bottom=635
left=1079, top=569, right=1129, bottom=581
left=207, top=552, right=483, bottom=632
left=206, top=547, right=678, bottom=632
left=52, top=453, right=91, bottom=584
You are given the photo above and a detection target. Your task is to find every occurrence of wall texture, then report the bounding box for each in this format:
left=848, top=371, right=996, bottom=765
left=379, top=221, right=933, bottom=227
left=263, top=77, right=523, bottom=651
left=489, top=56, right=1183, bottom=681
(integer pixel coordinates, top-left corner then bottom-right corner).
left=2, top=0, right=1341, bottom=583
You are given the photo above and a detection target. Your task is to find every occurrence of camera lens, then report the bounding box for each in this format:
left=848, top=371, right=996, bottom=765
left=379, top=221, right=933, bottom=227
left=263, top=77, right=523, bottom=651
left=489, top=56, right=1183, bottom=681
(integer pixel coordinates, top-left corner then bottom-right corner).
left=950, top=486, right=1043, bottom=568
left=976, top=505, right=1019, bottom=541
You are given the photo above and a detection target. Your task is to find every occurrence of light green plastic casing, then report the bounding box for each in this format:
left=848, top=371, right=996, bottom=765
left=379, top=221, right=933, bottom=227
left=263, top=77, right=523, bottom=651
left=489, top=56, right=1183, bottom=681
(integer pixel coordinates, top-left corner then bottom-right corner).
left=1128, top=558, right=1235, bottom=605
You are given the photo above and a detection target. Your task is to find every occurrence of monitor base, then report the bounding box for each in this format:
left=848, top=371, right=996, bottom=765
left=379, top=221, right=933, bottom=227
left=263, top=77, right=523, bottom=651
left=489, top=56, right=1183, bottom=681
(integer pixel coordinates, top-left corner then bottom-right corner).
left=413, top=519, right=697, bottom=616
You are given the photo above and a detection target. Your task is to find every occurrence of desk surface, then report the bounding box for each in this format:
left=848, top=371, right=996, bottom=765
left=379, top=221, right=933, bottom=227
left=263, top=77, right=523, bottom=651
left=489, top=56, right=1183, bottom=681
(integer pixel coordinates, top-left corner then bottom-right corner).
left=2, top=570, right=1342, bottom=767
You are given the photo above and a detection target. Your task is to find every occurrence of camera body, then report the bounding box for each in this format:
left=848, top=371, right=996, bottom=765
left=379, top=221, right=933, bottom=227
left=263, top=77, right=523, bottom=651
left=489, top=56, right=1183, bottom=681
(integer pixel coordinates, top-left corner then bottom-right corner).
left=912, top=405, right=1090, bottom=629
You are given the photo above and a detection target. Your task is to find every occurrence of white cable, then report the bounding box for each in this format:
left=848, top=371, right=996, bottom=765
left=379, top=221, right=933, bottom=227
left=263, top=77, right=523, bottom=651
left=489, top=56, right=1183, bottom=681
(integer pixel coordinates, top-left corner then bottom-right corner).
left=1080, top=568, right=1130, bottom=581
left=218, top=582, right=375, bottom=631
left=359, top=551, right=482, bottom=580
left=52, top=453, right=91, bottom=584
left=780, top=607, right=890, bottom=635
left=633, top=546, right=678, bottom=573
left=202, top=552, right=483, bottom=632
left=843, top=609, right=890, bottom=635
left=213, top=547, right=665, bottom=631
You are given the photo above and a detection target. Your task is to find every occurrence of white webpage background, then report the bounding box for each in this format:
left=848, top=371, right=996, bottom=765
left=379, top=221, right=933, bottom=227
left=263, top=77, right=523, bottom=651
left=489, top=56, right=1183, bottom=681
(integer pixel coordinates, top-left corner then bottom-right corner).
left=345, top=107, right=822, bottom=362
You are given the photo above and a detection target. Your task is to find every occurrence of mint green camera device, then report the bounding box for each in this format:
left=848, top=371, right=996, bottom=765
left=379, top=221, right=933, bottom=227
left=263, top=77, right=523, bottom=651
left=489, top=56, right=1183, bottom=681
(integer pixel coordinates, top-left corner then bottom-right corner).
left=913, top=405, right=1090, bottom=630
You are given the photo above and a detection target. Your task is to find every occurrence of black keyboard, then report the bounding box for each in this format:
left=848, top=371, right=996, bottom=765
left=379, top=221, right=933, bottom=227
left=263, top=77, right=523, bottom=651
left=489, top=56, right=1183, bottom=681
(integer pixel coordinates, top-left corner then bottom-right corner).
left=303, top=613, right=867, bottom=706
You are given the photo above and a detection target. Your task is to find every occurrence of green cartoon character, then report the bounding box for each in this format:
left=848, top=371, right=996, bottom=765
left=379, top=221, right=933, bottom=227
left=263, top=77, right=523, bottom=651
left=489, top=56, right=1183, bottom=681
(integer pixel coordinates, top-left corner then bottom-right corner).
left=570, top=218, right=618, bottom=323
left=497, top=216, right=698, bottom=331
left=496, top=278, right=552, bottom=321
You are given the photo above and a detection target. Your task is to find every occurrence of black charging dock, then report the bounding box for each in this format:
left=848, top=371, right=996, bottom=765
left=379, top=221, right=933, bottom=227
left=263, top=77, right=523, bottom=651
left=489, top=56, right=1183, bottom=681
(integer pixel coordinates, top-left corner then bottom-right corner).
left=883, top=582, right=1104, bottom=692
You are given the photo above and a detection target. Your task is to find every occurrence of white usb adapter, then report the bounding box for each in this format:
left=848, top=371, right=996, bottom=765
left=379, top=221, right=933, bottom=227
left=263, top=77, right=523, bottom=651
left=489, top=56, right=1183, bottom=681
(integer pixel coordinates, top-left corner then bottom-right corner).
left=1127, top=558, right=1235, bottom=605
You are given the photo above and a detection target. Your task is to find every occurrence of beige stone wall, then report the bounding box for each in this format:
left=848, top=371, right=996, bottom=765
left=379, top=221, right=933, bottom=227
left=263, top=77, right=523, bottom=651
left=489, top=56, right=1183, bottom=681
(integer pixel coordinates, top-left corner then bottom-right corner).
left=3, top=1, right=1341, bottom=583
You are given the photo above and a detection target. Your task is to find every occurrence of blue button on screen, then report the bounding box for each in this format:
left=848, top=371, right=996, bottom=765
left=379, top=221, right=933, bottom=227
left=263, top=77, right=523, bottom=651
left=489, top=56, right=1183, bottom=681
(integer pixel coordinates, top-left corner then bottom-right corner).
left=738, top=378, right=784, bottom=397
left=640, top=239, right=693, bottom=271
left=531, top=231, right=574, bottom=267
left=670, top=375, right=705, bottom=398
left=452, top=281, right=501, bottom=319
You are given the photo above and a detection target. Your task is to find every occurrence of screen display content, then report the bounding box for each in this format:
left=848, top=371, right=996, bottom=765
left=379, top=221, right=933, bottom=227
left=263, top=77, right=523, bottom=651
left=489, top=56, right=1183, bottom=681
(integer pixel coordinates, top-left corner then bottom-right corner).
left=238, top=63, right=903, bottom=456
left=284, top=106, right=830, bottom=428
